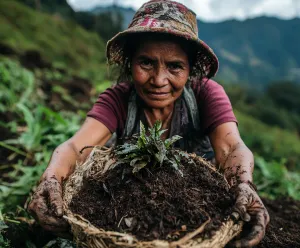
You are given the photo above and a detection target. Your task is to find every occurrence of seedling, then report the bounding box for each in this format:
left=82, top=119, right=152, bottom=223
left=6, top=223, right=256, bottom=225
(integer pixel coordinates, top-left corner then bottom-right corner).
left=115, top=121, right=192, bottom=176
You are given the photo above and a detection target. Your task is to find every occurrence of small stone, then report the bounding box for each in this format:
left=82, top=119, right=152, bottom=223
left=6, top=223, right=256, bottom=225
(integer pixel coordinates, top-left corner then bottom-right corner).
left=125, top=217, right=133, bottom=227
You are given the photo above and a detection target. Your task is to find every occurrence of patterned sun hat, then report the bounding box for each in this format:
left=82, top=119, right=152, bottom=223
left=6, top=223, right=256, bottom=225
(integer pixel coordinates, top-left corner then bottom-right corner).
left=106, top=0, right=219, bottom=78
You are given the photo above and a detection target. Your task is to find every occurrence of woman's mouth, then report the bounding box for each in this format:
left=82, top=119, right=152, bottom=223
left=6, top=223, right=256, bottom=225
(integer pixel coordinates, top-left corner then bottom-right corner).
left=147, top=91, right=170, bottom=99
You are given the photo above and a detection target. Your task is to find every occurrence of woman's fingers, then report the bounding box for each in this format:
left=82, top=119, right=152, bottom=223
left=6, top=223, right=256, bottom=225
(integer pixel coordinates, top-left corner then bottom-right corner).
left=27, top=177, right=69, bottom=233
left=47, top=178, right=63, bottom=217
left=32, top=196, right=68, bottom=232
left=231, top=210, right=267, bottom=248
left=230, top=183, right=269, bottom=247
left=232, top=191, right=251, bottom=222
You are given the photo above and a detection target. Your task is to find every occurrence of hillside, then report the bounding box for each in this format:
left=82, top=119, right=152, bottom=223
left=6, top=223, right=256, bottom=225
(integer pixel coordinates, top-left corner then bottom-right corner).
left=15, top=0, right=75, bottom=18
left=197, top=17, right=300, bottom=85
left=92, top=5, right=300, bottom=85
left=0, top=0, right=106, bottom=78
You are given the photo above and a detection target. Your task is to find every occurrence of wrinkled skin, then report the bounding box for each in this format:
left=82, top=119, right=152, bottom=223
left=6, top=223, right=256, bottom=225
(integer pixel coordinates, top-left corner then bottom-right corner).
left=210, top=124, right=269, bottom=247
left=28, top=175, right=70, bottom=235
left=230, top=183, right=270, bottom=248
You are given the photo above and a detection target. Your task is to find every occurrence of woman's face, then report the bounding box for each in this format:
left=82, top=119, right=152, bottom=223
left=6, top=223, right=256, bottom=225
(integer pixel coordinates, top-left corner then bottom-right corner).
left=131, top=39, right=190, bottom=109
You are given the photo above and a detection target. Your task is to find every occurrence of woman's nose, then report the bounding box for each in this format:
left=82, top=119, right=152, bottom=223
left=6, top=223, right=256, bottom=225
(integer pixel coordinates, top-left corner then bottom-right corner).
left=151, top=66, right=168, bottom=87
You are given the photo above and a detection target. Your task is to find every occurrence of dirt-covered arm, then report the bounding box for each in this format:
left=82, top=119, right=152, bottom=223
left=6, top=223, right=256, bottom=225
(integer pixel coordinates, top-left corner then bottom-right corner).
left=209, top=122, right=269, bottom=248
left=209, top=122, right=253, bottom=186
left=43, top=117, right=112, bottom=182
left=28, top=117, right=112, bottom=233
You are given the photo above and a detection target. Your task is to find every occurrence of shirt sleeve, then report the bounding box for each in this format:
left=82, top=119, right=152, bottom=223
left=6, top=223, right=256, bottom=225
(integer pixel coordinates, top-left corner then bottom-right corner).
left=192, top=79, right=238, bottom=134
left=87, top=83, right=131, bottom=135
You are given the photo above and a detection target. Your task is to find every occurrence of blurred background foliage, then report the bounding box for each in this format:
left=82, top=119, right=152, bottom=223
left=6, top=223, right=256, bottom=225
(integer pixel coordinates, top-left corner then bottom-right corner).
left=0, top=0, right=300, bottom=247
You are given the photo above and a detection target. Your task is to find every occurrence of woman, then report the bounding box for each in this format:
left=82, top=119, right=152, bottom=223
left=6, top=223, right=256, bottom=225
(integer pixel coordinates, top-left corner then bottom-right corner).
left=28, top=1, right=269, bottom=247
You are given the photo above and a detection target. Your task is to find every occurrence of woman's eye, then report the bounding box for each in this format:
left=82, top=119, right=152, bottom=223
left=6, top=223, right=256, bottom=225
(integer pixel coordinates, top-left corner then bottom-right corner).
left=140, top=59, right=153, bottom=69
left=168, top=63, right=183, bottom=71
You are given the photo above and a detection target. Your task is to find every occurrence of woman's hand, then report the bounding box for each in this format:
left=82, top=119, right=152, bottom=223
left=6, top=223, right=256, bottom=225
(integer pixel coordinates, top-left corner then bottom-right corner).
left=230, top=182, right=270, bottom=248
left=28, top=118, right=112, bottom=234
left=28, top=175, right=69, bottom=233
left=209, top=122, right=269, bottom=247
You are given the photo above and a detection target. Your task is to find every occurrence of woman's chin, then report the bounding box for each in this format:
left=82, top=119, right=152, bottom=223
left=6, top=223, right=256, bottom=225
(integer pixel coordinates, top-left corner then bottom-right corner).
left=143, top=97, right=174, bottom=109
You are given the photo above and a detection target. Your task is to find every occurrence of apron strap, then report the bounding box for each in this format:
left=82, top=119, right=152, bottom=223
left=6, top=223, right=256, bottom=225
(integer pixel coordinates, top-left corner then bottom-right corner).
left=123, top=89, right=138, bottom=138
left=183, top=86, right=201, bottom=132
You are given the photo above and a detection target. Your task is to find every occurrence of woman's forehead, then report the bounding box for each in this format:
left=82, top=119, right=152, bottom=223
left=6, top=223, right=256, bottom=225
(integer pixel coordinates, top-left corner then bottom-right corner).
left=134, top=39, right=188, bottom=59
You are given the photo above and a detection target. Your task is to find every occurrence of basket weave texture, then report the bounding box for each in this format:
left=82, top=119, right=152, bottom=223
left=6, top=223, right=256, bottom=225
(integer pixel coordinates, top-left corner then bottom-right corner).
left=63, top=146, right=243, bottom=248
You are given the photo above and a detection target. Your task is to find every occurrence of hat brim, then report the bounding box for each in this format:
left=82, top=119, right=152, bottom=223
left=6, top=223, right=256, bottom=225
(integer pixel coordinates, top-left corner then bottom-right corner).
left=106, top=27, right=219, bottom=78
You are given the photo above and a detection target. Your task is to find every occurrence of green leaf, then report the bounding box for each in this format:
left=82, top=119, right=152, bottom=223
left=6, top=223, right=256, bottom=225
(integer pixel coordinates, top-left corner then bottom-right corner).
left=167, top=158, right=183, bottom=177
left=115, top=144, right=139, bottom=156
left=165, top=135, right=182, bottom=148
left=132, top=160, right=148, bottom=173
left=130, top=157, right=144, bottom=167
left=154, top=120, right=162, bottom=133
left=0, top=221, right=8, bottom=231
left=154, top=140, right=166, bottom=165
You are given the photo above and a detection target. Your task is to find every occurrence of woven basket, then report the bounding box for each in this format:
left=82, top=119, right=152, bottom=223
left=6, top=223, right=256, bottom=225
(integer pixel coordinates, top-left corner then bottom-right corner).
left=63, top=146, right=243, bottom=248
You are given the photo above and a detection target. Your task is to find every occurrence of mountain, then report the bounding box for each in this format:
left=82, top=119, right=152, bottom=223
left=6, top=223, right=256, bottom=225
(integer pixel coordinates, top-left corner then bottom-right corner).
left=15, top=0, right=124, bottom=43
left=197, top=17, right=300, bottom=85
left=15, top=0, right=75, bottom=18
left=91, top=5, right=136, bottom=30
left=90, top=6, right=300, bottom=85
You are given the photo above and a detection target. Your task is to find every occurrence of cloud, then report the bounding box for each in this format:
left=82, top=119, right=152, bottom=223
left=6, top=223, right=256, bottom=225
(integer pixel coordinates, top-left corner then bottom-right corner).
left=67, top=0, right=299, bottom=21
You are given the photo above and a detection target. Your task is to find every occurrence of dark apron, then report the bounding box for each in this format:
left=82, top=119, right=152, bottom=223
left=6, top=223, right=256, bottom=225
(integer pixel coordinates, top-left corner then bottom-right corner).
left=107, top=85, right=214, bottom=160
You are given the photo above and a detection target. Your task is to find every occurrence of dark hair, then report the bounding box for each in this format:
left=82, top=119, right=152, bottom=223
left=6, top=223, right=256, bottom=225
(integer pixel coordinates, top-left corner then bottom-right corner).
left=116, top=32, right=207, bottom=84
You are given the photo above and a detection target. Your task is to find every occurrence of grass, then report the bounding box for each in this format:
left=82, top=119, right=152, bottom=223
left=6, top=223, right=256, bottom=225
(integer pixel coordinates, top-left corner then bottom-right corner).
left=254, top=156, right=300, bottom=200
left=236, top=110, right=300, bottom=170
left=0, top=0, right=107, bottom=81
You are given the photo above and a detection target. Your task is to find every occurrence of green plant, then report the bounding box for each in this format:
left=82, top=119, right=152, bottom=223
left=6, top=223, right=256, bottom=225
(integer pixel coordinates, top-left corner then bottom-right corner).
left=0, top=59, right=35, bottom=112
left=3, top=104, right=80, bottom=152
left=254, top=156, right=300, bottom=200
left=115, top=121, right=190, bottom=175
left=0, top=0, right=107, bottom=83
left=235, top=111, right=300, bottom=170
left=0, top=219, right=10, bottom=248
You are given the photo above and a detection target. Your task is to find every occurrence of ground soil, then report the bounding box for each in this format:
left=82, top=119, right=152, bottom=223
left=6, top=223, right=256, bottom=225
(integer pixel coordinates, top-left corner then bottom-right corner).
left=256, top=197, right=300, bottom=248
left=70, top=157, right=235, bottom=241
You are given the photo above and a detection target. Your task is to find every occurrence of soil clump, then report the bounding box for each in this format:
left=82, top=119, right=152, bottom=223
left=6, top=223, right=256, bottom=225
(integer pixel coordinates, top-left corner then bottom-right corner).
left=70, top=157, right=235, bottom=241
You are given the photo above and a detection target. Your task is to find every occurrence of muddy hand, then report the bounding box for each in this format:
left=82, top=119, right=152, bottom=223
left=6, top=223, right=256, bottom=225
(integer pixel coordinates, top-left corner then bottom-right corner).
left=230, top=182, right=269, bottom=248
left=28, top=175, right=69, bottom=233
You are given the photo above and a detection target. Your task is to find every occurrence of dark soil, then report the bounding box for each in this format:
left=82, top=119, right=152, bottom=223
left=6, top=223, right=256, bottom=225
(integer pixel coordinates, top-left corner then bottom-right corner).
left=70, top=158, right=235, bottom=241
left=256, top=197, right=300, bottom=248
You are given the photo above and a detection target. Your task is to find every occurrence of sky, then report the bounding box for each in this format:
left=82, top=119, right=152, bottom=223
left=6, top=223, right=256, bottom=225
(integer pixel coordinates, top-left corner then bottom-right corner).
left=67, top=0, right=300, bottom=22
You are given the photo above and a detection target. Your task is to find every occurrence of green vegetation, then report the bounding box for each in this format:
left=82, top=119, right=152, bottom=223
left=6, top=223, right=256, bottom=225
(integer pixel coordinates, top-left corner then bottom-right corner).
left=0, top=0, right=106, bottom=80
left=236, top=111, right=300, bottom=170
left=115, top=121, right=186, bottom=175
left=254, top=156, right=300, bottom=200
left=15, top=0, right=75, bottom=18
left=0, top=59, right=36, bottom=113
left=0, top=60, right=83, bottom=213
left=224, top=81, right=300, bottom=134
